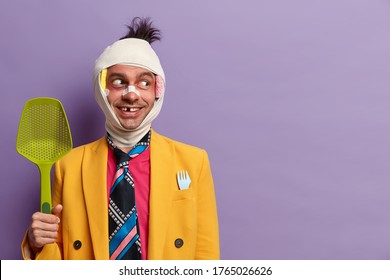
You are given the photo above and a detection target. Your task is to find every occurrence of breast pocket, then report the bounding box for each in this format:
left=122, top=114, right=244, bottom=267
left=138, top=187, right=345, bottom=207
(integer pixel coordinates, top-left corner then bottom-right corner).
left=172, top=188, right=194, bottom=201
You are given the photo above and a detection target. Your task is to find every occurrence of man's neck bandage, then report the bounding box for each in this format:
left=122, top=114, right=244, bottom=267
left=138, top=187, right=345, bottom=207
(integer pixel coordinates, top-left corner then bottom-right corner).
left=94, top=38, right=166, bottom=147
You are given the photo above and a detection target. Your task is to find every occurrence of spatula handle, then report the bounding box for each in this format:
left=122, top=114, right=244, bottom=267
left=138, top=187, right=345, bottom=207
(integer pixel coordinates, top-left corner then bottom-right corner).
left=39, top=164, right=53, bottom=214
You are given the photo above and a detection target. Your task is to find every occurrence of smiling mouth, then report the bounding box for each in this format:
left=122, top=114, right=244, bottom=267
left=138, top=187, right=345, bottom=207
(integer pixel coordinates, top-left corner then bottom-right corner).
left=119, top=107, right=141, bottom=112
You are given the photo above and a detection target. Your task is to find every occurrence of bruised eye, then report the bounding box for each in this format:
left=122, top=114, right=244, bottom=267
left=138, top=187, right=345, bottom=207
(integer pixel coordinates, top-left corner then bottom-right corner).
left=112, top=79, right=125, bottom=87
left=138, top=80, right=150, bottom=89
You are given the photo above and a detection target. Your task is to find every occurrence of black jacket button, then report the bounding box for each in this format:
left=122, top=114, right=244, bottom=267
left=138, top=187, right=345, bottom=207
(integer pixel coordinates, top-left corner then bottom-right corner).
left=73, top=240, right=82, bottom=250
left=174, top=238, right=184, bottom=248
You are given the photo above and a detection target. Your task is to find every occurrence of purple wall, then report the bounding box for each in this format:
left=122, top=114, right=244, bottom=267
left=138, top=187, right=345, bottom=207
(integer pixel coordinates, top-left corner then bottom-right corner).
left=1, top=0, right=390, bottom=259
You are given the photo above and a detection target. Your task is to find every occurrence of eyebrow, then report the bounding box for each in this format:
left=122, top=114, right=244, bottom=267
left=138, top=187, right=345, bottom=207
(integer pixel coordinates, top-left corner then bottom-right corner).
left=108, top=71, right=155, bottom=80
left=137, top=72, right=155, bottom=80
left=108, top=72, right=126, bottom=80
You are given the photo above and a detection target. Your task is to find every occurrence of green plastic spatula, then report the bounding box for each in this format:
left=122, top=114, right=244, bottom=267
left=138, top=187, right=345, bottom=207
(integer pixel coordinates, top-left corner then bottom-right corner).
left=16, top=97, right=73, bottom=214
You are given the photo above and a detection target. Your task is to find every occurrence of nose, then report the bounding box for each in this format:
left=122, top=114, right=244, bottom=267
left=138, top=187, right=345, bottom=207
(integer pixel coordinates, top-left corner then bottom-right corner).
left=122, top=90, right=140, bottom=103
left=122, top=86, right=140, bottom=101
left=122, top=85, right=140, bottom=97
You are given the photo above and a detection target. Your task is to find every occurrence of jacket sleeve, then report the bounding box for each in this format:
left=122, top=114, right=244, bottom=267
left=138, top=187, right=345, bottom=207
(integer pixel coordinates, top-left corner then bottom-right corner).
left=21, top=234, right=62, bottom=260
left=195, top=150, right=220, bottom=259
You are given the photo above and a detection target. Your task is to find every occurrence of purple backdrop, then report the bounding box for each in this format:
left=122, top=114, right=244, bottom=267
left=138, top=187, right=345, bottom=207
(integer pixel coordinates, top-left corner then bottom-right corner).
left=1, top=0, right=390, bottom=260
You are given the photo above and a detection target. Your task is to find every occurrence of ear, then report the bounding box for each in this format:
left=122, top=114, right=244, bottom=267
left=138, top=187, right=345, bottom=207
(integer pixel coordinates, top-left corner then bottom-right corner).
left=155, top=75, right=164, bottom=98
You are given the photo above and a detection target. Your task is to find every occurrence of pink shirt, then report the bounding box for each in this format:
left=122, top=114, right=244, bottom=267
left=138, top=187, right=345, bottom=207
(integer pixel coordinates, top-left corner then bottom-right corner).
left=107, top=147, right=150, bottom=260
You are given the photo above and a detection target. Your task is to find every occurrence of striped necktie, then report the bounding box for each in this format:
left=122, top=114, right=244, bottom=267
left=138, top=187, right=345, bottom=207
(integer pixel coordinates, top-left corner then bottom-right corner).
left=107, top=131, right=151, bottom=260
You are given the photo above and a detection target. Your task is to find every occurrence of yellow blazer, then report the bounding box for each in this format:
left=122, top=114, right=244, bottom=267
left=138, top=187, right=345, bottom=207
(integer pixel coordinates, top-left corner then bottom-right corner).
left=22, top=130, right=219, bottom=260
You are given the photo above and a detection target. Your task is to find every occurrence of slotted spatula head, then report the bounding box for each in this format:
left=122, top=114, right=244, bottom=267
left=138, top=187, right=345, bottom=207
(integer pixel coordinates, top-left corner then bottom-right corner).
left=16, top=97, right=73, bottom=213
left=16, top=97, right=72, bottom=163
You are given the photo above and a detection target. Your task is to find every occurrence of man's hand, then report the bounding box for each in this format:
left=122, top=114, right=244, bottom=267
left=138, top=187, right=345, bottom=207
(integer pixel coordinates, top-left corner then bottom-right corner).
left=27, top=204, right=63, bottom=254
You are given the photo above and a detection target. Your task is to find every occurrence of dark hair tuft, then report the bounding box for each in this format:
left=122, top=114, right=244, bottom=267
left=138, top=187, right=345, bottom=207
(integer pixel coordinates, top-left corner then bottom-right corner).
left=120, top=17, right=161, bottom=44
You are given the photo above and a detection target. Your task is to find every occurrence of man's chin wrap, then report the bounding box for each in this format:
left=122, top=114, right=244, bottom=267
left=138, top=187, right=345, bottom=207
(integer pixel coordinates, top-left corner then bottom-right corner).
left=94, top=38, right=166, bottom=148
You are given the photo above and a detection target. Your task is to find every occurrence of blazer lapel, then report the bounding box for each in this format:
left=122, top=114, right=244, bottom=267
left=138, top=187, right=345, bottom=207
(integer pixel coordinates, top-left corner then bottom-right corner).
left=82, top=137, right=110, bottom=260
left=148, top=130, right=176, bottom=259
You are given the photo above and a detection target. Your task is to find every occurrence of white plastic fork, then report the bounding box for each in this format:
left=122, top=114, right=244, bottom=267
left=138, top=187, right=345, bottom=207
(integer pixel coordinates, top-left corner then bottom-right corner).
left=177, top=170, right=191, bottom=190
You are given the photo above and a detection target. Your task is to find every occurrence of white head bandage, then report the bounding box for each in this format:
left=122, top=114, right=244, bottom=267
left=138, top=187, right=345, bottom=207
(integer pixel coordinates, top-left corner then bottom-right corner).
left=94, top=38, right=166, bottom=147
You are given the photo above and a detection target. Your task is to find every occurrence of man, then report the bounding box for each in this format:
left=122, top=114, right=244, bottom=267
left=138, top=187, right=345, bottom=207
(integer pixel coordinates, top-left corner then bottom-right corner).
left=21, top=17, right=220, bottom=260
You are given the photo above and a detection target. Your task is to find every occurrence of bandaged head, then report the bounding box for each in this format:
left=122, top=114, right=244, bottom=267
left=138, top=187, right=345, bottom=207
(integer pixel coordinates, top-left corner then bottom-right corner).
left=94, top=38, right=165, bottom=147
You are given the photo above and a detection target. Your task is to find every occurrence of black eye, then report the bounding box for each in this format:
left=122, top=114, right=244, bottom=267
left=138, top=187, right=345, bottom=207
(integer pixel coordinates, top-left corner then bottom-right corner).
left=112, top=79, right=125, bottom=87
left=139, top=80, right=150, bottom=89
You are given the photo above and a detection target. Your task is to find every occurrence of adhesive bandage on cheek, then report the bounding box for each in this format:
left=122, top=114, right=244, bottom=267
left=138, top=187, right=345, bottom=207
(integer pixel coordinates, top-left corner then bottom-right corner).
left=122, top=85, right=140, bottom=96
